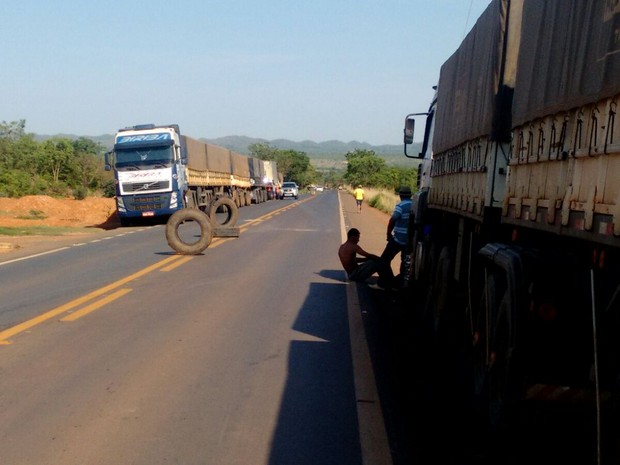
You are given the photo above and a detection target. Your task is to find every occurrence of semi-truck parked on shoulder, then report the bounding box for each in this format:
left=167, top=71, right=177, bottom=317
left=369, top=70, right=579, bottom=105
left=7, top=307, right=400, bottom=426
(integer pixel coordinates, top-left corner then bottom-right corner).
left=403, top=1, right=620, bottom=461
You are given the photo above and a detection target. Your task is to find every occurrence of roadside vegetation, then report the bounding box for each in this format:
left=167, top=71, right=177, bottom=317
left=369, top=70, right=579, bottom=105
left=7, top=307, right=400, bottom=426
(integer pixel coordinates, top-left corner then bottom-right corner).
left=249, top=143, right=418, bottom=195
left=0, top=120, right=113, bottom=199
left=1, top=120, right=416, bottom=203
left=341, top=185, right=399, bottom=216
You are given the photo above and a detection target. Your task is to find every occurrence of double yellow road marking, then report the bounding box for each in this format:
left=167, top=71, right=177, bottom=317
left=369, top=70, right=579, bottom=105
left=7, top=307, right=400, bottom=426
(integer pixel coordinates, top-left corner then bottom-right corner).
left=0, top=255, right=189, bottom=345
left=0, top=196, right=317, bottom=345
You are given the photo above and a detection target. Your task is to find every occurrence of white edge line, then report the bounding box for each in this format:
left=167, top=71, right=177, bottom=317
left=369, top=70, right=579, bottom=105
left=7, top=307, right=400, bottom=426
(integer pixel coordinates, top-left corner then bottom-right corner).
left=340, top=192, right=393, bottom=465
left=0, top=247, right=70, bottom=267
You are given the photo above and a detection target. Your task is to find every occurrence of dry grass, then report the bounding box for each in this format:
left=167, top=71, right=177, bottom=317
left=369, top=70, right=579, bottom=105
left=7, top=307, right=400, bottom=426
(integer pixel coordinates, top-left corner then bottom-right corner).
left=345, top=185, right=399, bottom=215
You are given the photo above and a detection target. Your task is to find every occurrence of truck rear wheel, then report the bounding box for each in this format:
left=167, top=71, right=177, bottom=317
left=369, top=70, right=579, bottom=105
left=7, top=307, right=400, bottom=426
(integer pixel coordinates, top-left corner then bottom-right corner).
left=165, top=209, right=213, bottom=255
left=209, top=197, right=239, bottom=227
left=472, top=265, right=520, bottom=437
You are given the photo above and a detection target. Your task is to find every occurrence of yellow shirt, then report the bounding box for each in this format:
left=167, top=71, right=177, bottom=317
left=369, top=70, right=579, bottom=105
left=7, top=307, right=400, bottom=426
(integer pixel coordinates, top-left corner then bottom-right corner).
left=353, top=188, right=364, bottom=200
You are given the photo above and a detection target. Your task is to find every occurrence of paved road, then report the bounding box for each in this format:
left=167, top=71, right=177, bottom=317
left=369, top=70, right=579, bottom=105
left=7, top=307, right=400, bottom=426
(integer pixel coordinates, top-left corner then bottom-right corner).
left=0, top=192, right=402, bottom=465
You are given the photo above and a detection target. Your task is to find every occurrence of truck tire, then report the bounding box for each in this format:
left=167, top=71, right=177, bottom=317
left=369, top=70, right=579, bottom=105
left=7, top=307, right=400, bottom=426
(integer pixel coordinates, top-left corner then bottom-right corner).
left=165, top=209, right=213, bottom=255
left=209, top=197, right=239, bottom=227
left=472, top=269, right=519, bottom=434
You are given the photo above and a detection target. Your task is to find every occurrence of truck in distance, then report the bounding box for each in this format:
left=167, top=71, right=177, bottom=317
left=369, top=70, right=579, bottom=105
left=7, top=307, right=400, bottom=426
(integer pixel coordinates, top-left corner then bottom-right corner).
left=105, top=124, right=279, bottom=226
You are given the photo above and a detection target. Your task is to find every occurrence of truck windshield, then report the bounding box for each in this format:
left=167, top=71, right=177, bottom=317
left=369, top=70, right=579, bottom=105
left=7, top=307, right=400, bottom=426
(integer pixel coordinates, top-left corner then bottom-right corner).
left=115, top=146, right=173, bottom=169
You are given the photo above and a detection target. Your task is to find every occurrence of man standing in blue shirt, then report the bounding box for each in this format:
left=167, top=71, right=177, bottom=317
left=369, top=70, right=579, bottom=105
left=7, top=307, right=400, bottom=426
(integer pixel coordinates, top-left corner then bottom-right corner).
left=380, top=186, right=412, bottom=288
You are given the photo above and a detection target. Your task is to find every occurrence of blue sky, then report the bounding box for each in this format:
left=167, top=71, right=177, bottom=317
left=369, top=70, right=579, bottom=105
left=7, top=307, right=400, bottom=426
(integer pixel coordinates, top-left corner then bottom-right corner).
left=1, top=0, right=491, bottom=145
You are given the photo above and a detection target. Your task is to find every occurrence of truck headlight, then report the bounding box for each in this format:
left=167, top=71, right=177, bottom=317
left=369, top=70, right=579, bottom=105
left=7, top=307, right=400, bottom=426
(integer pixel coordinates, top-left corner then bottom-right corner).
left=117, top=197, right=126, bottom=213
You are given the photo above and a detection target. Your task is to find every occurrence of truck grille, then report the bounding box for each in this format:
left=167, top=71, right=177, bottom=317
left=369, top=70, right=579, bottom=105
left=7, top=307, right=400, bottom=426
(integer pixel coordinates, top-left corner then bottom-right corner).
left=122, top=181, right=170, bottom=192
left=125, top=194, right=170, bottom=212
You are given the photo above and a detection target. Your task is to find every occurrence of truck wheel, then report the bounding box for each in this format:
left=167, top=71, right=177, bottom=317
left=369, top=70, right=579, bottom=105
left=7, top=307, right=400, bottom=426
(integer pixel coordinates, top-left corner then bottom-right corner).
left=433, top=246, right=455, bottom=334
left=472, top=270, right=518, bottom=434
left=165, top=209, right=213, bottom=255
left=209, top=197, right=239, bottom=227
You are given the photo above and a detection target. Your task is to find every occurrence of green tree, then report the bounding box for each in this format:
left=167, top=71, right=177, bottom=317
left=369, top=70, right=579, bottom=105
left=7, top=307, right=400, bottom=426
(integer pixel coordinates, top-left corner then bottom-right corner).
left=276, top=149, right=311, bottom=185
left=248, top=142, right=280, bottom=161
left=375, top=166, right=417, bottom=193
left=0, top=122, right=48, bottom=196
left=0, top=120, right=27, bottom=171
left=0, top=119, right=26, bottom=140
left=40, top=138, right=75, bottom=185
left=72, top=137, right=107, bottom=191
left=322, top=167, right=346, bottom=187
left=343, top=149, right=417, bottom=191
left=344, top=149, right=387, bottom=187
left=0, top=121, right=111, bottom=198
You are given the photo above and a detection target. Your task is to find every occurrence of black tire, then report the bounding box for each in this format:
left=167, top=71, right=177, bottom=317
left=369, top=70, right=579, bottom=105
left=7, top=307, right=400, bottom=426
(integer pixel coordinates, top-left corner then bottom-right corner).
left=472, top=270, right=518, bottom=433
left=165, top=209, right=213, bottom=255
left=209, top=197, right=239, bottom=227
left=433, top=246, right=455, bottom=334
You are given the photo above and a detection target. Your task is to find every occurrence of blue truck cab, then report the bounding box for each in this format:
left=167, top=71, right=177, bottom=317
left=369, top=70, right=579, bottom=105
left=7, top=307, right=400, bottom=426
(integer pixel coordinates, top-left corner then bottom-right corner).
left=105, top=124, right=189, bottom=225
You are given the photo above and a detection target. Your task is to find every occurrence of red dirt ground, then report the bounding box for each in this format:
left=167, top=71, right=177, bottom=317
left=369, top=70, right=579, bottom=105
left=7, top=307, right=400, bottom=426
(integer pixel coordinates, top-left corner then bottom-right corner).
left=0, top=195, right=118, bottom=229
left=0, top=196, right=119, bottom=254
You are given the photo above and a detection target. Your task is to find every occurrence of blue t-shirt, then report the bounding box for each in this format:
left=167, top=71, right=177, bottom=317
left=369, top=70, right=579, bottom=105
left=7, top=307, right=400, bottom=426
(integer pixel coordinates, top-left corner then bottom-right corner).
left=391, top=199, right=412, bottom=245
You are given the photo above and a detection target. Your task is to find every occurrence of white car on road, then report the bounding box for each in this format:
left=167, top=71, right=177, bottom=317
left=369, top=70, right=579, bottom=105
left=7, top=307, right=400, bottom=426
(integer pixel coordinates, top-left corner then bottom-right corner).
left=280, top=182, right=299, bottom=199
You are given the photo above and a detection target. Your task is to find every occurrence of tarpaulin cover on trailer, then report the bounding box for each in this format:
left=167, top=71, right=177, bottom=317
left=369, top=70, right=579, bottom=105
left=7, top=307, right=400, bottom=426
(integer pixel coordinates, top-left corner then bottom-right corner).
left=183, top=135, right=208, bottom=170
left=205, top=144, right=232, bottom=172
left=432, top=0, right=512, bottom=154
left=512, top=0, right=620, bottom=127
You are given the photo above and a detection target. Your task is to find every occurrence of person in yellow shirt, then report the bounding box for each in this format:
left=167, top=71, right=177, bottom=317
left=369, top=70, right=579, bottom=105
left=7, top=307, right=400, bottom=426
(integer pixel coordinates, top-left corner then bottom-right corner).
left=352, top=184, right=365, bottom=213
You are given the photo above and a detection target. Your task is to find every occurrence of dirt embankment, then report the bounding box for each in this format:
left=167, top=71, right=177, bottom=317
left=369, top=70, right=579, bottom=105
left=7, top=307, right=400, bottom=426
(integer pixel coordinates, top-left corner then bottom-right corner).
left=0, top=196, right=120, bottom=254
left=0, top=195, right=118, bottom=229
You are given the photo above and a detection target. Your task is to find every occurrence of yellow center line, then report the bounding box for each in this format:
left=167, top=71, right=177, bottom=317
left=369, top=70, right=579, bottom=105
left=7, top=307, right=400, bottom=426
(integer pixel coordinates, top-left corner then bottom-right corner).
left=0, top=255, right=183, bottom=344
left=160, top=255, right=194, bottom=271
left=1, top=196, right=318, bottom=344
left=60, top=288, right=132, bottom=322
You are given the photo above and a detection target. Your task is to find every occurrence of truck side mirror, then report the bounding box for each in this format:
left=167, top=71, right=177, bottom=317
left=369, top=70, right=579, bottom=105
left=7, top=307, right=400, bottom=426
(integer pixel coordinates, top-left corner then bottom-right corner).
left=104, top=151, right=112, bottom=171
left=404, top=117, right=415, bottom=145
left=403, top=113, right=428, bottom=159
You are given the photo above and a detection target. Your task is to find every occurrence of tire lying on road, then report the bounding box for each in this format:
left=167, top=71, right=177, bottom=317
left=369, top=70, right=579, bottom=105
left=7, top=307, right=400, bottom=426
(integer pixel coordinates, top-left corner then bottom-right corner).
left=166, top=208, right=213, bottom=255
left=209, top=197, right=239, bottom=228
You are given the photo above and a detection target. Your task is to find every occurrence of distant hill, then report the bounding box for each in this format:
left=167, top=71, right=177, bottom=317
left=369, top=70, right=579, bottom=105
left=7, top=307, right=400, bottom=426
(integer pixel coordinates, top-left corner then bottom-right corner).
left=33, top=133, right=421, bottom=166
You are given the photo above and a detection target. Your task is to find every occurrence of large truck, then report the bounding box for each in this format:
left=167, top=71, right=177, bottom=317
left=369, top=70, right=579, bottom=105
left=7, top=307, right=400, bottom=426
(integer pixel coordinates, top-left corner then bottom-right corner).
left=248, top=158, right=281, bottom=203
left=403, top=0, right=620, bottom=460
left=105, top=124, right=276, bottom=225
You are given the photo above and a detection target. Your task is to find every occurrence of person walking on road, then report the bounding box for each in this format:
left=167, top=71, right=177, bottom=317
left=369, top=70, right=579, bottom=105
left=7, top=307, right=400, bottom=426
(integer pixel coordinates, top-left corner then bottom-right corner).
left=339, top=228, right=392, bottom=288
left=380, top=186, right=413, bottom=287
left=353, top=185, right=365, bottom=213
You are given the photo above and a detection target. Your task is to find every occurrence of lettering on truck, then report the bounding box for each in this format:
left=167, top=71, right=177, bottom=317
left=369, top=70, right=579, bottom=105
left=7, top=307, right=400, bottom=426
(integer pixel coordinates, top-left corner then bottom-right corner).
left=116, top=133, right=172, bottom=144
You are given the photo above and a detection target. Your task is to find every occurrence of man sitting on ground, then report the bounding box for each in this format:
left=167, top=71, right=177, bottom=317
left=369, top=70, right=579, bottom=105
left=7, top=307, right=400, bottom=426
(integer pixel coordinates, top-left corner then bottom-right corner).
left=338, top=227, right=393, bottom=288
